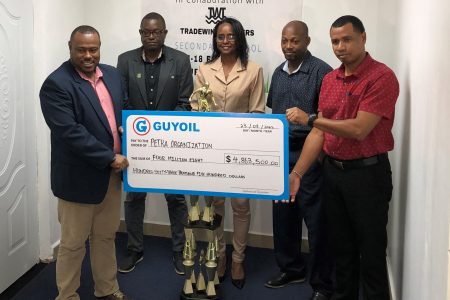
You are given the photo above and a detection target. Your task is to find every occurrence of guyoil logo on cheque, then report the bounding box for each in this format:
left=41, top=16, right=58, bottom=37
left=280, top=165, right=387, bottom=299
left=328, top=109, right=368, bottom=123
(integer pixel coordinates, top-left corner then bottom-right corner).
left=132, top=117, right=201, bottom=136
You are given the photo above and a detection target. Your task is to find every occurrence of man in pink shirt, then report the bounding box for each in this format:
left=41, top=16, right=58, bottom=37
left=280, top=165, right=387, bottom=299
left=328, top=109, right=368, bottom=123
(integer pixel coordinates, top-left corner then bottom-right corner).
left=40, top=25, right=131, bottom=300
left=287, top=16, right=399, bottom=300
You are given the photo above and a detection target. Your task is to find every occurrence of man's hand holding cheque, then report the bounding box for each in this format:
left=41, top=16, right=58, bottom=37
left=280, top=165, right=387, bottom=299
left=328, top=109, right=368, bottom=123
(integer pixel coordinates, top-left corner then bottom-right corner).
left=111, top=154, right=129, bottom=172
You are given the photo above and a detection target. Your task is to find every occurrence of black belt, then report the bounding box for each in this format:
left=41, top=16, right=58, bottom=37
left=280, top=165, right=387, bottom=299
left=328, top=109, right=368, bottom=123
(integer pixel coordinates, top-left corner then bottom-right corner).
left=327, top=153, right=387, bottom=170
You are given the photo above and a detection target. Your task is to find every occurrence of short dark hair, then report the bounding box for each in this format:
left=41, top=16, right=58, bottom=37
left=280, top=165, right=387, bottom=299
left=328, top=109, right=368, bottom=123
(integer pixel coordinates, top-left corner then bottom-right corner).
left=208, top=17, right=249, bottom=68
left=141, top=12, right=166, bottom=29
left=70, top=25, right=100, bottom=41
left=331, top=15, right=365, bottom=33
left=284, top=20, right=309, bottom=37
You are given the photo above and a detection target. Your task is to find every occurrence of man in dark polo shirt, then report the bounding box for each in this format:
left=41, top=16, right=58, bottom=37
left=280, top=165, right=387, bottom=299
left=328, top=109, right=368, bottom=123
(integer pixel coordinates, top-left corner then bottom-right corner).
left=116, top=12, right=193, bottom=275
left=288, top=15, right=399, bottom=300
left=265, top=21, right=333, bottom=300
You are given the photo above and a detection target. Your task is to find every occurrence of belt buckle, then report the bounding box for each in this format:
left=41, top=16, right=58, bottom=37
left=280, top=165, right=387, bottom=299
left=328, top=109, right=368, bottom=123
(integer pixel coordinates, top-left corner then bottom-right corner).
left=335, top=160, right=344, bottom=169
left=329, top=157, right=344, bottom=170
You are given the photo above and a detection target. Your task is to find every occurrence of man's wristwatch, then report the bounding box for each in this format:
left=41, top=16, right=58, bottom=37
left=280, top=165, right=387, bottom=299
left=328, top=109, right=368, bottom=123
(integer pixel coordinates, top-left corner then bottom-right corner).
left=307, top=113, right=318, bottom=127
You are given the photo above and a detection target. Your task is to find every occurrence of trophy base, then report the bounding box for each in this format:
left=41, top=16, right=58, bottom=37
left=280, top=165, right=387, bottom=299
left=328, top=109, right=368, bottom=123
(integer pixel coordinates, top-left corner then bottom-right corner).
left=187, top=214, right=222, bottom=231
left=180, top=290, right=220, bottom=300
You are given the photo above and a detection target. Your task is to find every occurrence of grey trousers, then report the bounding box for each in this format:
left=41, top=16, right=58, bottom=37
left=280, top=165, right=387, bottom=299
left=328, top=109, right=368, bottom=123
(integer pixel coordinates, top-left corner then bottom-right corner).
left=124, top=192, right=188, bottom=253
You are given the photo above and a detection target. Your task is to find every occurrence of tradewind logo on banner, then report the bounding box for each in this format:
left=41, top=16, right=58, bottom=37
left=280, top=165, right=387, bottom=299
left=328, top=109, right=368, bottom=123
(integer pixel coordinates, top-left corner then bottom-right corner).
left=206, top=7, right=226, bottom=24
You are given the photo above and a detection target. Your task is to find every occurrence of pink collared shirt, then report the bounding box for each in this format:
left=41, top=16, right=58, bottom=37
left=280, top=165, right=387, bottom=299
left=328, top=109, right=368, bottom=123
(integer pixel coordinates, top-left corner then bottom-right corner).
left=77, top=68, right=121, bottom=154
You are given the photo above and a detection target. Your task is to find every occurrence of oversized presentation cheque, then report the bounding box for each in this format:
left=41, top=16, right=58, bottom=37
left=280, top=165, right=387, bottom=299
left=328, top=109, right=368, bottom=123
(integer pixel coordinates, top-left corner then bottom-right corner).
left=123, top=111, right=288, bottom=200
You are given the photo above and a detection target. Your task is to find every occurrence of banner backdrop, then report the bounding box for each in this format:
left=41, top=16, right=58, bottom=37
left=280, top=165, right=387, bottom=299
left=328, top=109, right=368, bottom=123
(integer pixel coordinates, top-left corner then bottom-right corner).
left=142, top=0, right=303, bottom=90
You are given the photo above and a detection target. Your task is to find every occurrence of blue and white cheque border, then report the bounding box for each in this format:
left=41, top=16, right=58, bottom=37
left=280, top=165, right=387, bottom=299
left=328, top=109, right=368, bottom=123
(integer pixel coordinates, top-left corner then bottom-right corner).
left=122, top=110, right=289, bottom=200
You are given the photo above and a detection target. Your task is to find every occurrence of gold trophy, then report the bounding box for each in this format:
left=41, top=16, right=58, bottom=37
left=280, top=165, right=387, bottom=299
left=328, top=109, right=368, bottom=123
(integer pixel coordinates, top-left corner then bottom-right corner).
left=187, top=82, right=218, bottom=226
left=180, top=83, right=221, bottom=299
left=187, top=82, right=218, bottom=227
left=189, top=82, right=218, bottom=112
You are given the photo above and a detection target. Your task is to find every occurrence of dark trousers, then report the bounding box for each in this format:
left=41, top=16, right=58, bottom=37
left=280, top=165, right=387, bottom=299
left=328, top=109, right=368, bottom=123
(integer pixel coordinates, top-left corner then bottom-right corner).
left=324, top=155, right=392, bottom=300
left=124, top=192, right=188, bottom=253
left=272, top=146, right=333, bottom=294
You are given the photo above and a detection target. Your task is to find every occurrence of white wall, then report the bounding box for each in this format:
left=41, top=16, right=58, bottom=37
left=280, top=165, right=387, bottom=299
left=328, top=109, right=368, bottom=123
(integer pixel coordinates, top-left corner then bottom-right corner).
left=391, top=0, right=450, bottom=299
left=33, top=0, right=87, bottom=259
left=32, top=1, right=450, bottom=299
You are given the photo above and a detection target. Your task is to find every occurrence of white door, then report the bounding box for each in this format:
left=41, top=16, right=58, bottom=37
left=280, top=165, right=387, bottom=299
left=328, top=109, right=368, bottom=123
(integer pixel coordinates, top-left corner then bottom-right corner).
left=0, top=0, right=38, bottom=293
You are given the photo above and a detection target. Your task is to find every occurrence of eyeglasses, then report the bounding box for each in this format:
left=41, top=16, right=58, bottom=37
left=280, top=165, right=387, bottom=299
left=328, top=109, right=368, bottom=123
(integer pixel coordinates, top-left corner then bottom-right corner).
left=139, top=29, right=166, bottom=37
left=216, top=34, right=236, bottom=42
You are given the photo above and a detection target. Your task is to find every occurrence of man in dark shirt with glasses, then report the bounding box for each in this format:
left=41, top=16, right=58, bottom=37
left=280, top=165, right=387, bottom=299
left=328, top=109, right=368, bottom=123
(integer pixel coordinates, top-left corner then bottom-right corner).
left=116, top=12, right=193, bottom=275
